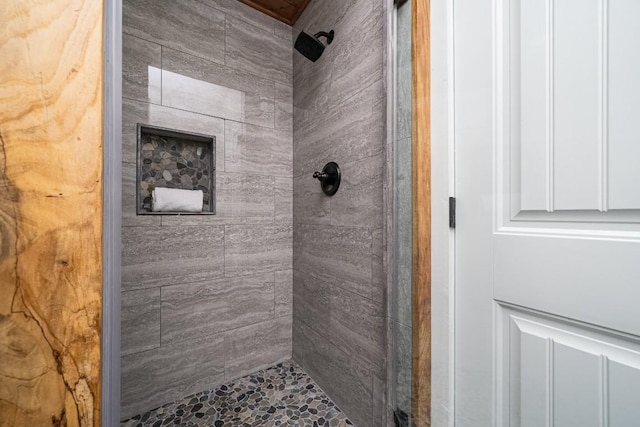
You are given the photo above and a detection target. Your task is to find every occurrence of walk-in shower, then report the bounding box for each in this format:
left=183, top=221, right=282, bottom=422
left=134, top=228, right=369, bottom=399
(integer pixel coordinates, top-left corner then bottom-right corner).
left=118, top=0, right=391, bottom=425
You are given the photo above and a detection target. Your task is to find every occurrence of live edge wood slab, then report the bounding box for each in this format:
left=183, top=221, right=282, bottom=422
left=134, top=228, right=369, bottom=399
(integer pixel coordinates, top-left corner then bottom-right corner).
left=0, top=1, right=104, bottom=425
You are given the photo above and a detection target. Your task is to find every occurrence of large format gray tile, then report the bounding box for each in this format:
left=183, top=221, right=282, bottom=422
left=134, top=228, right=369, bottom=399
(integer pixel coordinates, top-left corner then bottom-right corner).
left=160, top=47, right=276, bottom=103
left=123, top=34, right=161, bottom=104
left=161, top=273, right=275, bottom=345
left=275, top=82, right=293, bottom=133
left=122, top=98, right=225, bottom=172
left=224, top=120, right=292, bottom=176
left=121, top=288, right=161, bottom=356
left=275, top=270, right=293, bottom=317
left=121, top=162, right=161, bottom=227
left=373, top=373, right=387, bottom=427
left=294, top=224, right=372, bottom=298
left=292, top=1, right=387, bottom=426
left=216, top=173, right=275, bottom=222
left=293, top=1, right=381, bottom=124
left=225, top=225, right=292, bottom=277
left=225, top=316, right=292, bottom=380
left=293, top=78, right=385, bottom=177
left=292, top=53, right=332, bottom=113
left=384, top=139, right=394, bottom=289
left=196, top=0, right=277, bottom=34
left=294, top=0, right=381, bottom=108
left=371, top=228, right=385, bottom=304
left=275, top=176, right=293, bottom=224
left=121, top=333, right=226, bottom=419
left=160, top=173, right=275, bottom=226
left=329, top=286, right=386, bottom=377
left=330, top=154, right=383, bottom=228
left=293, top=1, right=377, bottom=104
left=123, top=0, right=225, bottom=65
left=294, top=0, right=374, bottom=34
left=274, top=20, right=292, bottom=41
left=225, top=16, right=292, bottom=85
left=121, top=226, right=224, bottom=291
left=326, top=4, right=384, bottom=99
left=161, top=68, right=245, bottom=125
left=161, top=48, right=275, bottom=129
left=293, top=270, right=331, bottom=333
left=292, top=174, right=331, bottom=225
left=293, top=321, right=373, bottom=427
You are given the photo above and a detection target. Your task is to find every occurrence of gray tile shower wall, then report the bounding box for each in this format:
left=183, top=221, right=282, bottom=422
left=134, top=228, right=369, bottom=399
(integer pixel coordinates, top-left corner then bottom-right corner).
left=292, top=1, right=388, bottom=426
left=120, top=0, right=293, bottom=418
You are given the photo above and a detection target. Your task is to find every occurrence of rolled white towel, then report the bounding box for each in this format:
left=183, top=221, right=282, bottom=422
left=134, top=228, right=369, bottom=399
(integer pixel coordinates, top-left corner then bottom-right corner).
left=152, top=187, right=203, bottom=213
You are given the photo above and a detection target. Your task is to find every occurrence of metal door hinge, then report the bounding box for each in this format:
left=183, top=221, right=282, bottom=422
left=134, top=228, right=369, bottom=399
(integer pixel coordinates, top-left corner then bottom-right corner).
left=449, top=197, right=456, bottom=228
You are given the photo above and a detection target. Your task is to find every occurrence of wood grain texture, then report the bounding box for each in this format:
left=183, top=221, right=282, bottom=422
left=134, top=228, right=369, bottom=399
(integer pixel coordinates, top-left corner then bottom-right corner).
left=411, top=0, right=431, bottom=425
left=237, top=0, right=312, bottom=25
left=0, top=0, right=103, bottom=425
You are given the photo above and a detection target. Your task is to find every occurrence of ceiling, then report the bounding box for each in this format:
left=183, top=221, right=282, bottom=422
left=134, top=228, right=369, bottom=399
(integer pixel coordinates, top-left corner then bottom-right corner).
left=238, top=0, right=312, bottom=26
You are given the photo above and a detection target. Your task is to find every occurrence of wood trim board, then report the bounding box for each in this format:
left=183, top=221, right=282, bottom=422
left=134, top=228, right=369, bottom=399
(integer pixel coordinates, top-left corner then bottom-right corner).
left=411, top=0, right=432, bottom=425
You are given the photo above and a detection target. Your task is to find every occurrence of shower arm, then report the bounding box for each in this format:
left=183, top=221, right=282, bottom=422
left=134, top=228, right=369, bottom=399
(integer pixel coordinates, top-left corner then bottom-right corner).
left=314, top=30, right=334, bottom=45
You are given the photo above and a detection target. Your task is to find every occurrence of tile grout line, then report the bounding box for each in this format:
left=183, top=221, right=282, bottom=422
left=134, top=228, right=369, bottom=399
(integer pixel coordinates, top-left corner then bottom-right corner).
left=159, top=286, right=163, bottom=349
left=222, top=224, right=227, bottom=280
left=273, top=270, right=277, bottom=318
left=125, top=96, right=280, bottom=132
left=160, top=43, right=289, bottom=93
left=223, top=12, right=228, bottom=67
left=160, top=45, right=163, bottom=106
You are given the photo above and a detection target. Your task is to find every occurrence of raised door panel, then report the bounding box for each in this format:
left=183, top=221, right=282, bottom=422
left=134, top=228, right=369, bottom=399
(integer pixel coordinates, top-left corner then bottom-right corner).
left=609, top=360, right=640, bottom=426
left=608, top=0, right=640, bottom=210
left=499, top=306, right=640, bottom=427
left=493, top=0, right=640, bottom=336
left=504, top=0, right=640, bottom=223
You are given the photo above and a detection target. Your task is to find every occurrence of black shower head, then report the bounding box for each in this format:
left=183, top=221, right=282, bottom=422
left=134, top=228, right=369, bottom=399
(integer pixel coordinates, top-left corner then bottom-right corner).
left=294, top=30, right=335, bottom=62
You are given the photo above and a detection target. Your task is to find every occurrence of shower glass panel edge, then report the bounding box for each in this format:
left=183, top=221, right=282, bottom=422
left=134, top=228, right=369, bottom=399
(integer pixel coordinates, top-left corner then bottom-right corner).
left=392, top=0, right=413, bottom=425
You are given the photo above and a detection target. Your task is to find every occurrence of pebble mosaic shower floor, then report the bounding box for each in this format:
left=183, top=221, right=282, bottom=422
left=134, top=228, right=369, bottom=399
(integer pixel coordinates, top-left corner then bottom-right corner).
left=120, top=361, right=353, bottom=427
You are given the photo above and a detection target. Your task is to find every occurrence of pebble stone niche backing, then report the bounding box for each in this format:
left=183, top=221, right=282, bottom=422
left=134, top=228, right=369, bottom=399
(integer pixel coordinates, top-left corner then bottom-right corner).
left=138, top=125, right=215, bottom=213
left=120, top=361, right=353, bottom=427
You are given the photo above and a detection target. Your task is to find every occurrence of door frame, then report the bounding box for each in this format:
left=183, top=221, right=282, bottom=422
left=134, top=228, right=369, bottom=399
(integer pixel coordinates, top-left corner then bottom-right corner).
left=428, top=0, right=456, bottom=426
left=100, top=1, right=455, bottom=425
left=102, top=0, right=123, bottom=424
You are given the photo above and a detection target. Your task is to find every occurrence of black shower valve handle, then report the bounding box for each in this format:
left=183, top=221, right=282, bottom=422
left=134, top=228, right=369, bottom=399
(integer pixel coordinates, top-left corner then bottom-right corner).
left=312, top=162, right=341, bottom=196
left=312, top=171, right=330, bottom=182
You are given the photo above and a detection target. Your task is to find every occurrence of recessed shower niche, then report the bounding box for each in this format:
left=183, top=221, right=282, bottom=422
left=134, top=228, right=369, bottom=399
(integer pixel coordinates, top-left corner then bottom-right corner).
left=136, top=124, right=216, bottom=214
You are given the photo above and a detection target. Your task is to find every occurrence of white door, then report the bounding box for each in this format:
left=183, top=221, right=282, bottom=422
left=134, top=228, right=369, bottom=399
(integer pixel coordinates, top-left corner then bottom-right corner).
left=454, top=0, right=640, bottom=425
